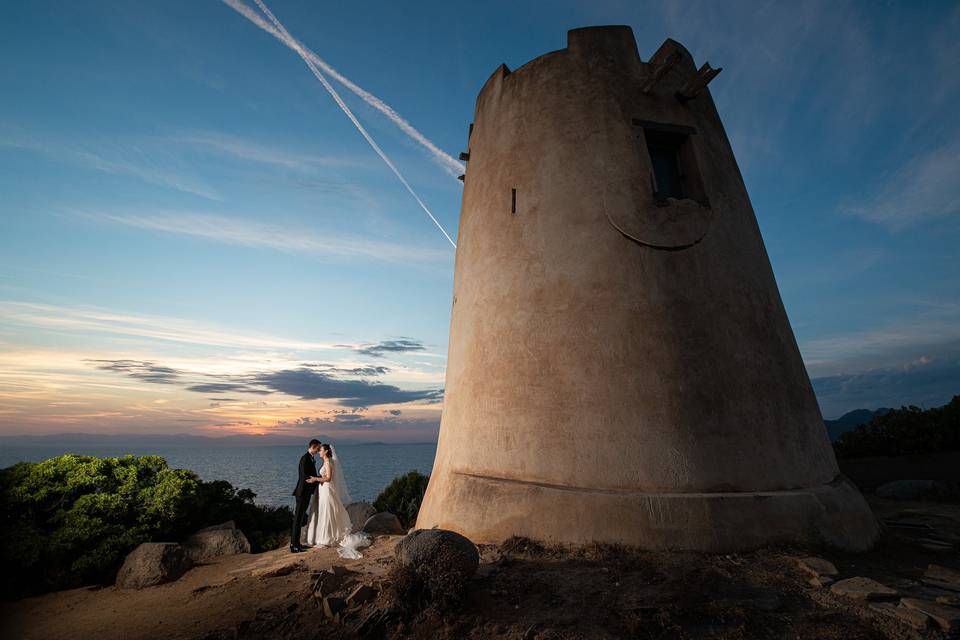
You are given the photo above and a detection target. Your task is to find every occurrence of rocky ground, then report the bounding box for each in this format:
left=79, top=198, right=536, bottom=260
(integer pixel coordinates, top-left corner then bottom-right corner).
left=2, top=495, right=958, bottom=640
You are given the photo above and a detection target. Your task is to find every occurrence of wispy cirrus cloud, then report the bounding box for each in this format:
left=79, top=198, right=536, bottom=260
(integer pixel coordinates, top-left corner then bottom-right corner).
left=0, top=300, right=344, bottom=352
left=843, top=138, right=960, bottom=230
left=171, top=130, right=358, bottom=172
left=0, top=128, right=221, bottom=200
left=800, top=302, right=960, bottom=377
left=82, top=210, right=449, bottom=264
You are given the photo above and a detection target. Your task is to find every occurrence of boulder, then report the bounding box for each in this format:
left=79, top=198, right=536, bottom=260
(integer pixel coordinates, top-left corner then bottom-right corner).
left=116, top=542, right=192, bottom=589
left=361, top=512, right=405, bottom=535
left=395, top=529, right=480, bottom=580
left=346, top=502, right=377, bottom=533
left=830, top=577, right=898, bottom=601
left=184, top=527, right=250, bottom=562
left=875, top=479, right=942, bottom=500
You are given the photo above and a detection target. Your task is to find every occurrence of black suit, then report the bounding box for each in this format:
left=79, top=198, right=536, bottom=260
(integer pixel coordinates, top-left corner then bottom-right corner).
left=291, top=451, right=318, bottom=547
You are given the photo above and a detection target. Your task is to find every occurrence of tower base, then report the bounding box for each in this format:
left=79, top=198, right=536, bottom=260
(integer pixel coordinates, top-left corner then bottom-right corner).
left=416, top=472, right=879, bottom=552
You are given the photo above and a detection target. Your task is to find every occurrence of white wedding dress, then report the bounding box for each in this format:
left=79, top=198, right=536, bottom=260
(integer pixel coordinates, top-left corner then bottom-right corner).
left=303, top=447, right=371, bottom=559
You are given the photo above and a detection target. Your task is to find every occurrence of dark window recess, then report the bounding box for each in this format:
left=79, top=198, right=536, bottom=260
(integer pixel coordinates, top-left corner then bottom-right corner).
left=640, top=128, right=708, bottom=207
left=511, top=188, right=517, bottom=214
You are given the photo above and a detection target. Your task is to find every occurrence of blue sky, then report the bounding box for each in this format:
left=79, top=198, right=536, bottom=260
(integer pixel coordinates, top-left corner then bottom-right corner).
left=1, top=0, right=958, bottom=441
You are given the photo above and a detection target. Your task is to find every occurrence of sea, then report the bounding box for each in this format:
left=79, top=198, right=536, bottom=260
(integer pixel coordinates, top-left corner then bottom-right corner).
left=0, top=442, right=438, bottom=508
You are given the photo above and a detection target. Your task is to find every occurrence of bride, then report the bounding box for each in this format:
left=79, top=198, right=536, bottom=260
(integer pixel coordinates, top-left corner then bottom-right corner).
left=304, top=443, right=370, bottom=558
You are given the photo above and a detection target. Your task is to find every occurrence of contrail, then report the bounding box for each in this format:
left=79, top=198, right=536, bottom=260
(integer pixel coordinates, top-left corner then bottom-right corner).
left=247, top=0, right=457, bottom=248
left=221, top=0, right=465, bottom=179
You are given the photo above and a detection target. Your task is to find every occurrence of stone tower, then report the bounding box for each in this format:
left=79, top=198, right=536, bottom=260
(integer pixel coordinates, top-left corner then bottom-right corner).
left=416, top=26, right=878, bottom=551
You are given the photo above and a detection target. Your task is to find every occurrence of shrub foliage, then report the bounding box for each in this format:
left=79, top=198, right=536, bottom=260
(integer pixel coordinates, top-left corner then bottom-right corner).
left=0, top=454, right=290, bottom=599
left=374, top=470, right=429, bottom=528
left=833, top=395, right=960, bottom=459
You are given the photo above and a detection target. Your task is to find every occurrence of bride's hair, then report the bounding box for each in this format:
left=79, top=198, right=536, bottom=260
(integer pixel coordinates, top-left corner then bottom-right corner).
left=320, top=443, right=333, bottom=457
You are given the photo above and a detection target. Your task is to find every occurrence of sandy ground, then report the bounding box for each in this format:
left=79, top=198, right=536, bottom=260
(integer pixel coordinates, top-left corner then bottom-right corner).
left=2, top=497, right=958, bottom=640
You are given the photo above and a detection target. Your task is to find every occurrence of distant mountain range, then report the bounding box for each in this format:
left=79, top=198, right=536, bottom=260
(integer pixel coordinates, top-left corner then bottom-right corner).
left=824, top=408, right=892, bottom=441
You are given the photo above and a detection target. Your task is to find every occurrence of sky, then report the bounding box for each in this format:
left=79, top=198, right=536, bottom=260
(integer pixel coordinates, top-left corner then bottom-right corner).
left=1, top=1, right=958, bottom=443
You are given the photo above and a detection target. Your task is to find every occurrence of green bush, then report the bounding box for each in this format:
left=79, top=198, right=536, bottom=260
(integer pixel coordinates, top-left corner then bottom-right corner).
left=374, top=471, right=429, bottom=528
left=0, top=454, right=290, bottom=599
left=834, top=395, right=960, bottom=459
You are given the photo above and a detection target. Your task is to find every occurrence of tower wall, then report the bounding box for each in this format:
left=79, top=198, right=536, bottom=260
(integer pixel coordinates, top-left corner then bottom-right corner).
left=416, top=27, right=878, bottom=551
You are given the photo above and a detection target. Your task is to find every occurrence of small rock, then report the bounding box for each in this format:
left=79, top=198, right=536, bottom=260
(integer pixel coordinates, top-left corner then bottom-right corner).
left=347, top=584, right=378, bottom=606
left=323, top=596, right=347, bottom=622
left=346, top=502, right=378, bottom=533
left=937, top=594, right=960, bottom=607
left=361, top=512, right=405, bottom=535
left=830, top=577, right=898, bottom=601
left=924, top=564, right=960, bottom=592
left=900, top=597, right=960, bottom=632
left=116, top=542, right=192, bottom=589
left=808, top=576, right=834, bottom=588
left=869, top=603, right=931, bottom=630
left=796, top=557, right=838, bottom=577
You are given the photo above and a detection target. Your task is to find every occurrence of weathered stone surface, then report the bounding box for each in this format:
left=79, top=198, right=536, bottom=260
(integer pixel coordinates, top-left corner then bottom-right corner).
left=808, top=576, right=834, bottom=588
left=924, top=564, right=960, bottom=592
left=901, top=597, right=960, bottom=631
left=876, top=479, right=942, bottom=500
left=937, top=594, right=960, bottom=607
left=346, top=502, right=377, bottom=533
left=395, top=529, right=480, bottom=579
left=796, top=556, right=838, bottom=577
left=346, top=584, right=378, bottom=606
left=184, top=527, right=251, bottom=562
left=361, top=512, right=404, bottom=535
left=116, top=542, right=192, bottom=589
left=869, top=603, right=931, bottom=630
left=830, top=577, right=898, bottom=601
left=414, top=27, right=879, bottom=554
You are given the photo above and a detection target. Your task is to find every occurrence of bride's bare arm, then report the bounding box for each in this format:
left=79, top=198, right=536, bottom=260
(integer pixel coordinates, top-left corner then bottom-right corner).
left=319, top=461, right=333, bottom=483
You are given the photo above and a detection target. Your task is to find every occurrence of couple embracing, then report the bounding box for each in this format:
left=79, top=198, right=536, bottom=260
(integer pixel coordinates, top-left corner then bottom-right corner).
left=291, top=439, right=367, bottom=557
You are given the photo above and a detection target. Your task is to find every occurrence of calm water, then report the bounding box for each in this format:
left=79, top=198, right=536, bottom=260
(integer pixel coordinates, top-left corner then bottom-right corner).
left=0, top=443, right=437, bottom=508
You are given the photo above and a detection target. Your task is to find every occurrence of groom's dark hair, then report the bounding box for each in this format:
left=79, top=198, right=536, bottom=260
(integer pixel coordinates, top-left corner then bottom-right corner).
left=308, top=439, right=321, bottom=448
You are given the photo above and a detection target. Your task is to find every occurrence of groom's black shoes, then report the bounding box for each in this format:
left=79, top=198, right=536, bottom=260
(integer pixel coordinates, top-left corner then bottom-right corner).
left=289, top=544, right=304, bottom=553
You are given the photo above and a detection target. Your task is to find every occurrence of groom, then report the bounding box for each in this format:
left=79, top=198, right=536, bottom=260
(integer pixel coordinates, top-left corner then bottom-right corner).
left=290, top=439, right=322, bottom=553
